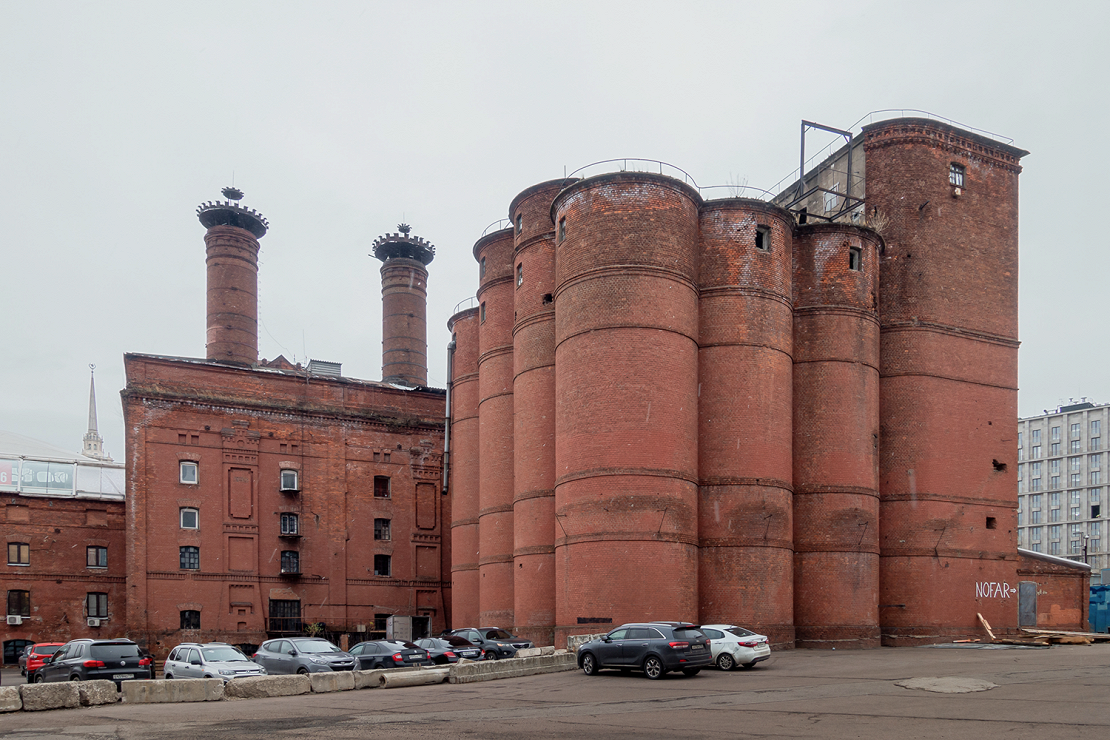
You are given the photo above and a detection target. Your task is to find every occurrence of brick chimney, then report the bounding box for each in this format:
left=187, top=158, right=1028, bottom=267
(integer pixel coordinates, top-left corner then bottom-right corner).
left=371, top=224, right=435, bottom=386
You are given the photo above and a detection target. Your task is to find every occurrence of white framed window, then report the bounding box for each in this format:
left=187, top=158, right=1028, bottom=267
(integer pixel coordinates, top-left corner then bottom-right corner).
left=180, top=508, right=199, bottom=530
left=1051, top=426, right=1061, bottom=442
left=1071, top=473, right=1083, bottom=486
left=180, top=461, right=198, bottom=485
left=1018, top=464, right=1024, bottom=481
left=1092, top=454, right=1102, bottom=470
left=1092, top=488, right=1102, bottom=503
left=1050, top=508, right=1061, bottom=522
left=1030, top=526, right=1042, bottom=542
left=1093, top=471, right=1102, bottom=485
left=280, top=513, right=299, bottom=536
left=1050, top=541, right=1060, bottom=555
left=1070, top=457, right=1082, bottom=472
left=1072, top=490, right=1082, bottom=505
left=1030, top=494, right=1043, bottom=509
left=949, top=163, right=965, bottom=187
left=1071, top=507, right=1081, bottom=520
left=1050, top=460, right=1061, bottom=474
left=1032, top=429, right=1042, bottom=445
left=1093, top=420, right=1102, bottom=436
left=1071, top=440, right=1082, bottom=453
left=1050, top=492, right=1061, bottom=507
left=1031, top=510, right=1042, bottom=524
left=1050, top=525, right=1062, bottom=539
left=1093, top=437, right=1102, bottom=451
left=1051, top=443, right=1060, bottom=456
left=1050, top=476, right=1060, bottom=490
left=280, top=470, right=299, bottom=492
left=1072, top=423, right=1082, bottom=438
left=516, top=264, right=523, bottom=287
left=1032, top=445, right=1042, bottom=458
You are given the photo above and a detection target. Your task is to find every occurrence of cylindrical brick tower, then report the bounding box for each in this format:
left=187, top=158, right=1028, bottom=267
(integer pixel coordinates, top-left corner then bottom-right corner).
left=509, top=180, right=564, bottom=646
left=696, top=199, right=796, bottom=646
left=448, top=305, right=481, bottom=629
left=197, top=187, right=269, bottom=365
left=372, top=225, right=435, bottom=386
left=551, top=172, right=700, bottom=647
left=866, top=118, right=1026, bottom=644
left=475, top=228, right=516, bottom=627
left=792, top=223, right=882, bottom=648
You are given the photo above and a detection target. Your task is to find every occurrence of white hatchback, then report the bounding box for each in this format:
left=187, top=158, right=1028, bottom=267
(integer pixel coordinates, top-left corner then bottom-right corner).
left=701, top=624, right=771, bottom=671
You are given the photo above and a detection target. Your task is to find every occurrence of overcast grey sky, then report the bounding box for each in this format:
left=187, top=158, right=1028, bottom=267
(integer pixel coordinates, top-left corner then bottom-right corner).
left=2, top=0, right=1105, bottom=458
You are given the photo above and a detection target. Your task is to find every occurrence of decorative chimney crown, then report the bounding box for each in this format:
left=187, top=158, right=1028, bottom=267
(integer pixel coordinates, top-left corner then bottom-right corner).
left=197, top=187, right=269, bottom=238
left=371, top=225, right=435, bottom=265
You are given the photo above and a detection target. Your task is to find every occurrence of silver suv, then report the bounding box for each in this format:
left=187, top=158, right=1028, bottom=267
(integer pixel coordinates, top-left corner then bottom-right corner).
left=164, top=643, right=266, bottom=682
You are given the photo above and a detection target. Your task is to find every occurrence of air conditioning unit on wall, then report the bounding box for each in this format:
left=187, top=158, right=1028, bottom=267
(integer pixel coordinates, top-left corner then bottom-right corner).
left=6, top=615, right=22, bottom=625
left=87, top=618, right=101, bottom=627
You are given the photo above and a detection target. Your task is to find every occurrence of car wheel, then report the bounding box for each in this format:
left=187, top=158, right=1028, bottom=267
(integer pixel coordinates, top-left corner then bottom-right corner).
left=70, top=676, right=81, bottom=681
left=716, top=653, right=735, bottom=671
left=296, top=667, right=309, bottom=675
left=164, top=673, right=173, bottom=680
left=740, top=662, right=757, bottom=670
left=580, top=653, right=598, bottom=676
left=486, top=651, right=499, bottom=661
left=681, top=668, right=700, bottom=677
left=643, top=656, right=664, bottom=680
left=34, top=673, right=45, bottom=683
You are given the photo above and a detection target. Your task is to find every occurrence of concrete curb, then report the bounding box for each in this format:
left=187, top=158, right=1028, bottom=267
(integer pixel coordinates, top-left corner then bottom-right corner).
left=448, top=651, right=576, bottom=684
left=379, top=668, right=449, bottom=688
left=78, top=680, right=119, bottom=706
left=309, top=671, right=356, bottom=693
left=224, top=674, right=311, bottom=699
left=0, top=685, right=23, bottom=713
left=19, top=683, right=80, bottom=711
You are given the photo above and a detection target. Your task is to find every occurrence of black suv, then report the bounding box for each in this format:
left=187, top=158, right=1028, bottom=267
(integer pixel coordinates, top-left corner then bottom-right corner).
left=34, top=638, right=153, bottom=688
left=576, top=622, right=713, bottom=679
left=446, top=627, right=534, bottom=659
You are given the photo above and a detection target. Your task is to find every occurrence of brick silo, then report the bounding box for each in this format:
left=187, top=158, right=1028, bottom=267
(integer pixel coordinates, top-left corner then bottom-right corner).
left=551, top=172, right=700, bottom=646
left=448, top=305, right=481, bottom=628
left=865, top=118, right=1027, bottom=644
left=792, top=223, right=882, bottom=648
left=372, top=225, right=435, bottom=386
left=509, top=180, right=564, bottom=646
left=197, top=187, right=269, bottom=365
left=696, top=199, right=795, bottom=646
left=474, top=227, right=516, bottom=627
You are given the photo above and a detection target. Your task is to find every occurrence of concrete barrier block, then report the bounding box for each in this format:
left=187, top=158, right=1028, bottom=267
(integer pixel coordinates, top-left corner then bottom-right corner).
left=515, top=648, right=542, bottom=658
left=378, top=668, right=449, bottom=688
left=0, top=686, right=22, bottom=713
left=224, top=674, right=310, bottom=699
left=122, top=678, right=224, bottom=704
left=354, top=667, right=420, bottom=689
left=79, top=680, right=119, bottom=706
left=309, top=671, right=355, bottom=693
left=19, top=683, right=80, bottom=711
left=566, top=633, right=606, bottom=652
left=448, top=652, right=577, bottom=684
left=539, top=646, right=556, bottom=656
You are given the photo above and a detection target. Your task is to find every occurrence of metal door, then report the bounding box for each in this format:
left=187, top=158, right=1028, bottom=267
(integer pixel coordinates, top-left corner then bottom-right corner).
left=1018, top=580, right=1037, bottom=627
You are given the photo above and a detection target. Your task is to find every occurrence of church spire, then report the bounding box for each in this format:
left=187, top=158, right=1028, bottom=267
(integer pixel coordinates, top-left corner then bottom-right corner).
left=82, top=365, right=112, bottom=462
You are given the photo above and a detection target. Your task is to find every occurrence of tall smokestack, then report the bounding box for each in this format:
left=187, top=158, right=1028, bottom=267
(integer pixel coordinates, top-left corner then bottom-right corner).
left=371, top=224, right=435, bottom=386
left=196, top=187, right=269, bottom=365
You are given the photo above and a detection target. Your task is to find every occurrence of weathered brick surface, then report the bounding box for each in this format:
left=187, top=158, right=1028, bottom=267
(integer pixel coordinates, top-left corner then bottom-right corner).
left=868, top=118, right=1024, bottom=645
left=379, top=256, right=430, bottom=385
left=1016, top=553, right=1090, bottom=631
left=448, top=308, right=481, bottom=629
left=792, top=224, right=881, bottom=648
left=205, top=225, right=260, bottom=365
left=475, top=228, right=516, bottom=627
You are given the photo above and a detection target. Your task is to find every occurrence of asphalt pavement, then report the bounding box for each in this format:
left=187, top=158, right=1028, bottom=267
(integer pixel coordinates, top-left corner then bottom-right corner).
left=2, top=643, right=1109, bottom=738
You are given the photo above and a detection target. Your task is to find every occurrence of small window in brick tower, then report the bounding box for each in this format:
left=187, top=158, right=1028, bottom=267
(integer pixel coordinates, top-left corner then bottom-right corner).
left=950, top=163, right=965, bottom=187
left=180, top=461, right=198, bottom=484
left=480, top=302, right=486, bottom=323
left=374, top=518, right=391, bottom=541
left=849, top=246, right=862, bottom=271
left=180, top=610, right=200, bottom=630
left=517, top=264, right=523, bottom=287
left=281, top=551, right=299, bottom=574
left=280, top=470, right=298, bottom=492
left=374, top=476, right=390, bottom=498
left=515, top=213, right=522, bottom=235
left=480, top=256, right=486, bottom=277
left=374, top=554, right=391, bottom=577
left=755, top=225, right=771, bottom=252
left=558, top=217, right=566, bottom=242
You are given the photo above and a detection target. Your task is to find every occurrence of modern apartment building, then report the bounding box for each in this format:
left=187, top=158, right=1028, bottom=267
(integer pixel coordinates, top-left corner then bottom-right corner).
left=1018, top=400, right=1108, bottom=570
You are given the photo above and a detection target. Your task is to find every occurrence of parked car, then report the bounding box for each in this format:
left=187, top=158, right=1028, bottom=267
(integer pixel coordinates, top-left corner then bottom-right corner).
left=163, top=642, right=267, bottom=681
left=700, top=624, right=771, bottom=670
left=415, top=635, right=483, bottom=664
left=34, top=638, right=153, bottom=688
left=22, top=642, right=65, bottom=679
left=348, top=640, right=434, bottom=670
left=446, top=627, right=533, bottom=659
left=576, top=622, right=713, bottom=679
left=252, top=637, right=356, bottom=674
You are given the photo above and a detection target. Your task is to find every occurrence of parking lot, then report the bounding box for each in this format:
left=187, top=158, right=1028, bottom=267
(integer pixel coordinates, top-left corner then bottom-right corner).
left=3, top=643, right=1110, bottom=738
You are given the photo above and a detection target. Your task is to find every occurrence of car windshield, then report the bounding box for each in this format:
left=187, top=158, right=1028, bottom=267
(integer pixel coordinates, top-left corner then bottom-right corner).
left=90, top=643, right=140, bottom=661
left=294, top=640, right=342, bottom=654
left=202, top=646, right=249, bottom=662
left=672, top=628, right=705, bottom=641
left=484, top=629, right=513, bottom=640
left=726, top=627, right=756, bottom=638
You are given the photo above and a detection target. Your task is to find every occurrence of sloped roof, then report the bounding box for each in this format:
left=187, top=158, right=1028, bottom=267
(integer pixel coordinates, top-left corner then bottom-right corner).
left=0, top=430, right=89, bottom=462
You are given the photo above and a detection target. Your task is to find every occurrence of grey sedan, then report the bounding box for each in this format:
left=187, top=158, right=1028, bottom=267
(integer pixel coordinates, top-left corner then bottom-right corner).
left=252, top=637, right=356, bottom=674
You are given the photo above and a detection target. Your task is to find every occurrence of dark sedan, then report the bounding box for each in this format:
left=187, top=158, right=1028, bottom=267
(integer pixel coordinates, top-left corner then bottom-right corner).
left=446, top=627, right=533, bottom=659
left=348, top=640, right=434, bottom=670
left=414, top=636, right=483, bottom=664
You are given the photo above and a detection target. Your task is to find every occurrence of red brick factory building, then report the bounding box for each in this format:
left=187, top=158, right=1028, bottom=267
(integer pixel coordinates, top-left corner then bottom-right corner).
left=120, top=189, right=449, bottom=653
left=448, top=115, right=1088, bottom=649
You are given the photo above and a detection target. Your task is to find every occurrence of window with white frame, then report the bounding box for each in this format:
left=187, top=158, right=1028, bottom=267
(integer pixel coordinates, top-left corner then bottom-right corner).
left=1072, top=523, right=1083, bottom=537
left=1071, top=507, right=1082, bottom=520
left=1050, top=460, right=1061, bottom=474
left=180, top=461, right=198, bottom=484
left=1070, top=457, right=1082, bottom=472
left=1032, top=445, right=1042, bottom=459
left=1030, top=526, right=1042, bottom=542
left=1093, top=471, right=1102, bottom=485
left=1094, top=420, right=1102, bottom=436
left=1071, top=473, right=1083, bottom=486
left=1031, top=509, right=1042, bottom=524
left=1032, top=462, right=1042, bottom=476
left=1050, top=525, right=1062, bottom=540
left=1050, top=508, right=1061, bottom=522
left=1072, top=490, right=1082, bottom=505
left=1050, top=541, right=1060, bottom=555
left=1051, top=443, right=1061, bottom=456
left=1052, top=426, right=1062, bottom=442
left=1092, top=488, right=1102, bottom=503
left=180, top=508, right=199, bottom=529
left=1050, top=476, right=1060, bottom=490
left=1072, top=423, right=1082, bottom=438
left=1091, top=454, right=1102, bottom=470
left=1071, top=440, right=1082, bottom=453
left=1030, top=494, right=1043, bottom=509
left=280, top=469, right=299, bottom=491
left=1032, top=429, right=1042, bottom=445
left=1018, top=464, right=1024, bottom=481
left=1093, top=437, right=1102, bottom=451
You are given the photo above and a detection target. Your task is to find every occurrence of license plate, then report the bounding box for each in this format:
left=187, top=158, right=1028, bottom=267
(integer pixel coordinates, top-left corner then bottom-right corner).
left=112, top=674, right=134, bottom=680
left=690, top=644, right=704, bottom=650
